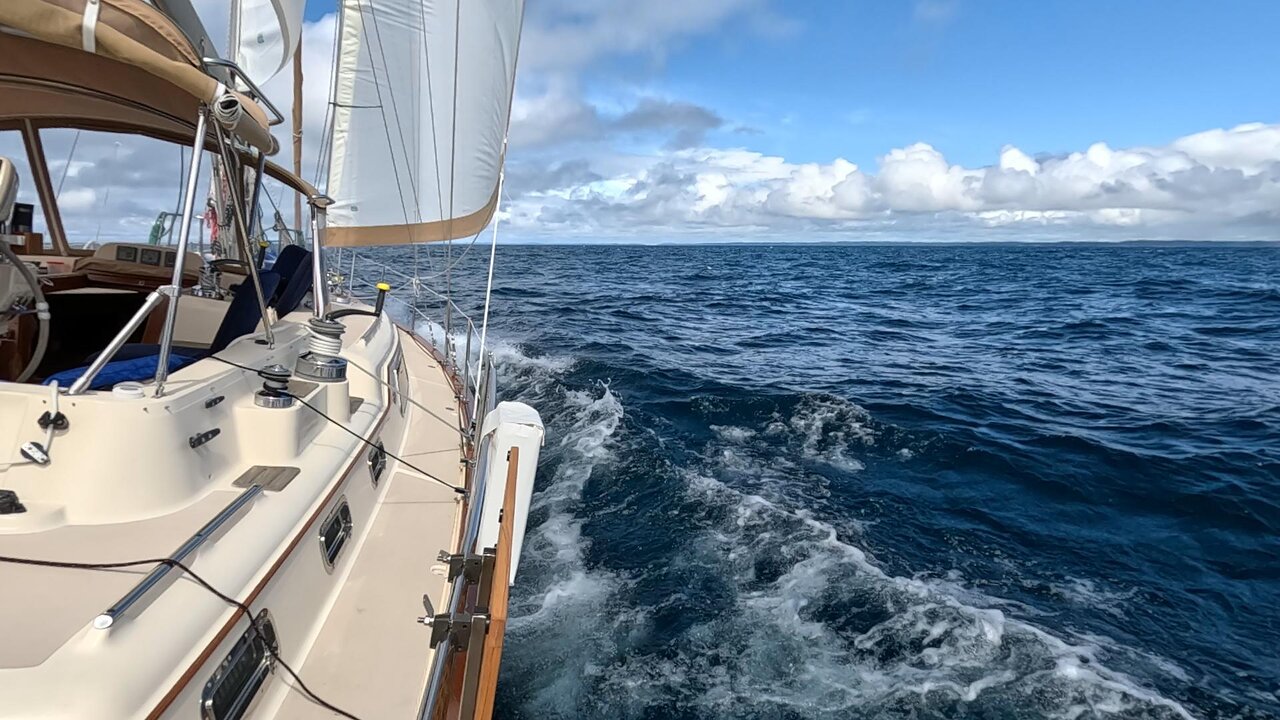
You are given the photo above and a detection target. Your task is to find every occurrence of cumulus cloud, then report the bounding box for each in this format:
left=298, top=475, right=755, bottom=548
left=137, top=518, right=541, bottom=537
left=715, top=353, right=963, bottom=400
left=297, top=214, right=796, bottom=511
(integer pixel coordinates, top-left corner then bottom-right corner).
left=505, top=122, right=1280, bottom=239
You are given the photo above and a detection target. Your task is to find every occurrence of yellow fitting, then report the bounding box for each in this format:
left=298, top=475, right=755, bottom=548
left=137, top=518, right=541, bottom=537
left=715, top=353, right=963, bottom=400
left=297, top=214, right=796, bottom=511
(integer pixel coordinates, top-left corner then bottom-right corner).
left=376, top=282, right=391, bottom=292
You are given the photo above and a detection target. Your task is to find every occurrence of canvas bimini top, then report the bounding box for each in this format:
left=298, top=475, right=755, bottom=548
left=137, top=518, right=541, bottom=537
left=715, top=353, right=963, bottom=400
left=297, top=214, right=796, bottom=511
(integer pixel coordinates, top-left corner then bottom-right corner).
left=0, top=0, right=276, bottom=155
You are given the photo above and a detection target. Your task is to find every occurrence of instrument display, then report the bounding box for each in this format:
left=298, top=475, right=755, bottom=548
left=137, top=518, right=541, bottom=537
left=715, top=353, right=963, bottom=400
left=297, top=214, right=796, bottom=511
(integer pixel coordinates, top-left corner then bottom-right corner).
left=139, top=249, right=162, bottom=266
left=115, top=246, right=138, bottom=262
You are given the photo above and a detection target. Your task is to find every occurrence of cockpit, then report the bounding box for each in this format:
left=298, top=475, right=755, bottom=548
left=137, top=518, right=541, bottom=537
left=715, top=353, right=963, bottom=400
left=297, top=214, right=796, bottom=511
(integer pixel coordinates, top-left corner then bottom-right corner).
left=0, top=129, right=318, bottom=390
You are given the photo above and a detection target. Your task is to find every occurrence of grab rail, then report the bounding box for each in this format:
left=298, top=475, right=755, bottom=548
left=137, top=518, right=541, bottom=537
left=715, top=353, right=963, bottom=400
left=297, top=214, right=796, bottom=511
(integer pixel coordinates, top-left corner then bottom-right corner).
left=93, top=485, right=263, bottom=630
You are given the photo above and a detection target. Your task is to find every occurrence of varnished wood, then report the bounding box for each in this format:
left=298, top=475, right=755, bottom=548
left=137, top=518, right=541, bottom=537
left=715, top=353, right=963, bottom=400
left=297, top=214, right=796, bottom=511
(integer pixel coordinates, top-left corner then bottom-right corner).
left=472, top=446, right=519, bottom=720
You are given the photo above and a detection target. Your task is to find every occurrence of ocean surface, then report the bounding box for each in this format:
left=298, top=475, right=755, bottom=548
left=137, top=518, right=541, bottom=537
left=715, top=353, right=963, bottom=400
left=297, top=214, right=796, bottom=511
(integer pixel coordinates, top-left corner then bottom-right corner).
left=387, top=244, right=1279, bottom=719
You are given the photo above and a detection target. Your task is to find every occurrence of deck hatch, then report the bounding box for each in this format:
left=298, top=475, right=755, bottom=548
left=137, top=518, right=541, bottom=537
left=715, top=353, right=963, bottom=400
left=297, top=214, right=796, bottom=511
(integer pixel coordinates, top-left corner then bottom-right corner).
left=200, top=609, right=277, bottom=720
left=319, top=498, right=354, bottom=572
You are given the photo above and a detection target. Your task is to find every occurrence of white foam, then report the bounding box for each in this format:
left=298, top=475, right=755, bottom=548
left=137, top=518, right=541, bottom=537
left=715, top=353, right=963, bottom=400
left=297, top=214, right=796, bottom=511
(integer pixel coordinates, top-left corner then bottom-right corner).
left=710, top=424, right=758, bottom=442
left=674, top=466, right=1197, bottom=719
left=1050, top=578, right=1137, bottom=617
left=495, top=347, right=1197, bottom=719
left=489, top=338, right=576, bottom=374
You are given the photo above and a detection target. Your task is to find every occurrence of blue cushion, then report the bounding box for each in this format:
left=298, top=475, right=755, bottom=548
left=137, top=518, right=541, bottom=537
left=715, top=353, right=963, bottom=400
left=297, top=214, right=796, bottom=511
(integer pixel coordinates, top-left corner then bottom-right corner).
left=210, top=271, right=280, bottom=353
left=268, top=245, right=309, bottom=294
left=43, top=353, right=196, bottom=391
left=273, top=258, right=313, bottom=316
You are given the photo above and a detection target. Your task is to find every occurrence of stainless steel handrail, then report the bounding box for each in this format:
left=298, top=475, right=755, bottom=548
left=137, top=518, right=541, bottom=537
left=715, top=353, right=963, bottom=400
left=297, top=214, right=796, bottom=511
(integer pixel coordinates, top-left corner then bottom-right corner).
left=201, top=58, right=287, bottom=126
left=94, top=485, right=263, bottom=630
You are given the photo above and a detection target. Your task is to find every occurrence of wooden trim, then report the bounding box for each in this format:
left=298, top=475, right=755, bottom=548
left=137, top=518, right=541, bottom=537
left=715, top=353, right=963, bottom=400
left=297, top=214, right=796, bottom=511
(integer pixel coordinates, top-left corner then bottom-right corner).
left=146, top=353, right=397, bottom=718
left=472, top=446, right=519, bottom=720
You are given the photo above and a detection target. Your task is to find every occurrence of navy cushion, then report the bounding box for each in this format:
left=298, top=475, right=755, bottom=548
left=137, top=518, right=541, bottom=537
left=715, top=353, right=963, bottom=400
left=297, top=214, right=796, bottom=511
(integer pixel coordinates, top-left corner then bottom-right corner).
left=210, top=271, right=280, bottom=353
left=268, top=245, right=309, bottom=299
left=47, top=273, right=282, bottom=392
left=273, top=257, right=313, bottom=316
left=43, top=353, right=195, bottom=391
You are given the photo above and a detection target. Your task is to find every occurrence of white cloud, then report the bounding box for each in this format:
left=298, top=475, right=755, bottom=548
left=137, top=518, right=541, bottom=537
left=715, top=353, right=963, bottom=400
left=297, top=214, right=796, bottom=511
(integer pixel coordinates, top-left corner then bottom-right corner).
left=504, top=122, right=1280, bottom=239
left=521, top=0, right=771, bottom=73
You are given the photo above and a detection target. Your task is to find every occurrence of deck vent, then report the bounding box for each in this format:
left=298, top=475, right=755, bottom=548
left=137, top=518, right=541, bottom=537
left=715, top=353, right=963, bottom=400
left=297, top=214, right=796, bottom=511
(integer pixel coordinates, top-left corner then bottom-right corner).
left=368, top=440, right=387, bottom=487
left=200, top=610, right=277, bottom=720
left=319, top=498, right=354, bottom=572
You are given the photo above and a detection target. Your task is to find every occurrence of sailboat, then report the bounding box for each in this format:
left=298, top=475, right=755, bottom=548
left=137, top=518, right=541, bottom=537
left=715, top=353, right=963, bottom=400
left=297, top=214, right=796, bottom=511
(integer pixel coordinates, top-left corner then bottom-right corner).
left=0, top=0, right=539, bottom=718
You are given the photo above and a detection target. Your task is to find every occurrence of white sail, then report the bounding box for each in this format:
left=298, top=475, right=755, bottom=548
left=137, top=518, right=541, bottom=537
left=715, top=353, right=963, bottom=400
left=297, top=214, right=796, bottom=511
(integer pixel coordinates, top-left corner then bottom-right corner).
left=324, top=0, right=524, bottom=246
left=234, top=0, right=306, bottom=86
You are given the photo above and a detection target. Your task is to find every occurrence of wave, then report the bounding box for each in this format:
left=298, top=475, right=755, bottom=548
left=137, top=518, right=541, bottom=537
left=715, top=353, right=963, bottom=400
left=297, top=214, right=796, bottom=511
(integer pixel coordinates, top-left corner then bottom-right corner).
left=492, top=341, right=1199, bottom=720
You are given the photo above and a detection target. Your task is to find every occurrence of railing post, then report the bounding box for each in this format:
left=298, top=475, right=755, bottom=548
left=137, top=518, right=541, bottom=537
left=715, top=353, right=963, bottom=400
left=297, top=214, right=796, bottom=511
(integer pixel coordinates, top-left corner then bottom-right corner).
left=463, top=318, right=474, bottom=394
left=71, top=289, right=169, bottom=395
left=444, top=298, right=454, bottom=368
left=308, top=197, right=332, bottom=318
left=153, top=106, right=209, bottom=396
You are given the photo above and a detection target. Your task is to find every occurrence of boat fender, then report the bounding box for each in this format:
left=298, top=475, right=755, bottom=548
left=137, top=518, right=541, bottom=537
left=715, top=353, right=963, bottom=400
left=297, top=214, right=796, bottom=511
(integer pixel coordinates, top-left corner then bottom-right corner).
left=475, top=401, right=545, bottom=585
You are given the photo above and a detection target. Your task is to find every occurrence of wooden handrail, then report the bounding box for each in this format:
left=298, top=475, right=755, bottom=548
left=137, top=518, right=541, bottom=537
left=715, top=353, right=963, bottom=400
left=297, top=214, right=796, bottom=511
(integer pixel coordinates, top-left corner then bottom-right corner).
left=471, top=446, right=519, bottom=720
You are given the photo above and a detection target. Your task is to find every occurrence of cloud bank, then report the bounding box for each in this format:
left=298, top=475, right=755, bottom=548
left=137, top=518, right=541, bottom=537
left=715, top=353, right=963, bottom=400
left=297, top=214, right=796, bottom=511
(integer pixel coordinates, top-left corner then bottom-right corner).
left=505, top=123, right=1280, bottom=240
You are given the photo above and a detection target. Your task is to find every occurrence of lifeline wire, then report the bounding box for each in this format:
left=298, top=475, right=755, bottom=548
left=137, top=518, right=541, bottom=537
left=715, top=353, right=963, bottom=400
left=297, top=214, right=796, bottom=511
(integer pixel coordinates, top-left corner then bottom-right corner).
left=0, top=554, right=363, bottom=720
left=207, top=354, right=466, bottom=494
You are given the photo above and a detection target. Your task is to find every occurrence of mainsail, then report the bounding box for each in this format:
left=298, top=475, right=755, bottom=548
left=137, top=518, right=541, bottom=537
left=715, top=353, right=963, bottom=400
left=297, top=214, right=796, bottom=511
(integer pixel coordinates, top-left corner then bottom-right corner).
left=233, top=0, right=307, bottom=86
left=323, top=0, right=524, bottom=246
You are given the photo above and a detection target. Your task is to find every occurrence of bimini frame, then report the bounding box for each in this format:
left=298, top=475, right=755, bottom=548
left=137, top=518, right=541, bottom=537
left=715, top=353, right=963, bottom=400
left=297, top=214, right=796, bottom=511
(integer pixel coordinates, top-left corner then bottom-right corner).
left=0, top=0, right=333, bottom=394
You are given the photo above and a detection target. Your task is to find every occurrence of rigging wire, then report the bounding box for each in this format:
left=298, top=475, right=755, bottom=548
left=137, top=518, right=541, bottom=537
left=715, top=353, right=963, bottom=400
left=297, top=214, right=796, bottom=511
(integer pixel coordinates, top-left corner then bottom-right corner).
left=53, top=130, right=80, bottom=197
left=364, top=0, right=422, bottom=217
left=417, top=0, right=447, bottom=231
left=353, top=0, right=418, bottom=244
left=444, top=0, right=463, bottom=343
left=0, top=553, right=364, bottom=720
left=313, top=0, right=345, bottom=190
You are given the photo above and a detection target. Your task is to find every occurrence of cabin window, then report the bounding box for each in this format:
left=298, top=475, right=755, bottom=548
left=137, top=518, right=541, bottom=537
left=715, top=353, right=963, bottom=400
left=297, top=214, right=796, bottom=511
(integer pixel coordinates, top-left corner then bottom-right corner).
left=200, top=610, right=278, bottom=720
left=319, top=498, right=354, bottom=572
left=38, top=128, right=214, bottom=252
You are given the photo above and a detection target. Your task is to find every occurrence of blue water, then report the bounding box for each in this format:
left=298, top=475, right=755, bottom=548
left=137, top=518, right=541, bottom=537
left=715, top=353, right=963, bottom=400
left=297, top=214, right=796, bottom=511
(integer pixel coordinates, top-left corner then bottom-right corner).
left=400, top=244, right=1280, bottom=719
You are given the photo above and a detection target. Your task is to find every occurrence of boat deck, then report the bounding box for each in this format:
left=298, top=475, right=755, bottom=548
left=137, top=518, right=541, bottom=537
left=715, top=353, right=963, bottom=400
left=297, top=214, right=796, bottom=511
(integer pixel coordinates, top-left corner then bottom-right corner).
left=0, top=312, right=473, bottom=718
left=275, top=337, right=465, bottom=718
left=0, top=489, right=240, bottom=668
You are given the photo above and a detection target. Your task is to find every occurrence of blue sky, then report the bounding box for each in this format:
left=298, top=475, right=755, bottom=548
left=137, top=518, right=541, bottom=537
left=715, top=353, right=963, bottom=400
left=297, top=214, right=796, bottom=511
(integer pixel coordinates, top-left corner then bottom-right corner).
left=551, top=1, right=1278, bottom=166
left=104, top=1, right=1280, bottom=242
left=683, top=2, right=1280, bottom=168
left=479, top=1, right=1280, bottom=240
